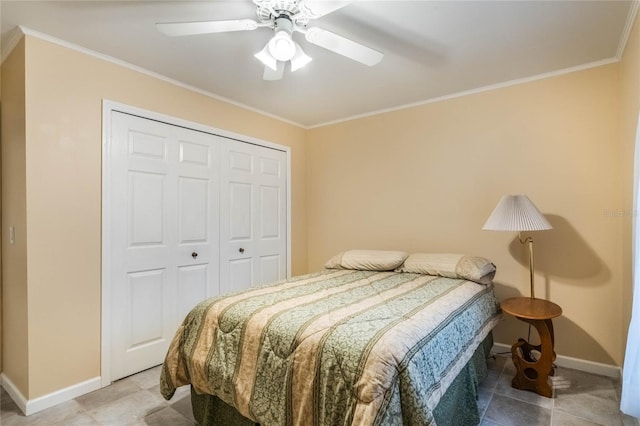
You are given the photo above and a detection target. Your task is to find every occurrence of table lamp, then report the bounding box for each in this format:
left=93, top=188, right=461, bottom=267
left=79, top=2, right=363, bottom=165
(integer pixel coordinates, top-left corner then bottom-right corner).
left=483, top=195, right=552, bottom=299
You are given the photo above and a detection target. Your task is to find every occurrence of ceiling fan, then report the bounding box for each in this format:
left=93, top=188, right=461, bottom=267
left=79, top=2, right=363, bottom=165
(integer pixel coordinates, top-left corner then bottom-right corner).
left=156, top=0, right=384, bottom=81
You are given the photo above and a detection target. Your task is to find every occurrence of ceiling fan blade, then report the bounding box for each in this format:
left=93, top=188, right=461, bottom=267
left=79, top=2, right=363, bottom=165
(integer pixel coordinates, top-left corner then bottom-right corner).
left=299, top=1, right=353, bottom=18
left=263, top=62, right=285, bottom=80
left=304, top=27, right=383, bottom=66
left=156, top=19, right=258, bottom=36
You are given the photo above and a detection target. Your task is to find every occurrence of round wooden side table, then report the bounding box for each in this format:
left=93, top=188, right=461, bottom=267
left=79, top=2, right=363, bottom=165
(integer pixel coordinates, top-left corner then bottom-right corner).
left=500, top=297, right=562, bottom=398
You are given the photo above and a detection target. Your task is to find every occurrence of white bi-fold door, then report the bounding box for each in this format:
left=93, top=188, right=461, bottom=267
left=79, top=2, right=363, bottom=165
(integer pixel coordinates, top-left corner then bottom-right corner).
left=107, top=110, right=287, bottom=381
left=220, top=141, right=287, bottom=293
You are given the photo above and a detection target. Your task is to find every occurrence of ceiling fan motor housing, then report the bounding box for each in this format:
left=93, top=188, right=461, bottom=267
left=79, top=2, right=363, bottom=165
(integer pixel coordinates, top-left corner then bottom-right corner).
left=274, top=15, right=294, bottom=33
left=256, top=0, right=302, bottom=22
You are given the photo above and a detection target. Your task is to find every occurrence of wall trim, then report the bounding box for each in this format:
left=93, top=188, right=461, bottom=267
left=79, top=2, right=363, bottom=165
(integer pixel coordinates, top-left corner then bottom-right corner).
left=616, top=0, right=640, bottom=60
left=0, top=373, right=101, bottom=416
left=14, top=26, right=305, bottom=129
left=492, top=343, right=621, bottom=378
left=0, top=26, right=25, bottom=64
left=309, top=57, right=619, bottom=129
left=0, top=374, right=26, bottom=414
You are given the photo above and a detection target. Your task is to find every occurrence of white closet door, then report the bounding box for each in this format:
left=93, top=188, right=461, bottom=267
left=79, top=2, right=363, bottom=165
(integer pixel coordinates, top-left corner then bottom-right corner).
left=109, top=111, right=220, bottom=380
left=220, top=141, right=287, bottom=293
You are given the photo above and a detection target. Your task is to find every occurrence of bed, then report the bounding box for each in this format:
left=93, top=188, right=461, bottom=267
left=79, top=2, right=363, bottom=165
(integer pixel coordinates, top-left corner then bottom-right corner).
left=160, top=250, right=501, bottom=425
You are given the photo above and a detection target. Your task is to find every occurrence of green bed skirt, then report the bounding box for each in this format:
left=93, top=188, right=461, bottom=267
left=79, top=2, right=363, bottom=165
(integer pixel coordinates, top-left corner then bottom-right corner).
left=190, top=332, right=494, bottom=426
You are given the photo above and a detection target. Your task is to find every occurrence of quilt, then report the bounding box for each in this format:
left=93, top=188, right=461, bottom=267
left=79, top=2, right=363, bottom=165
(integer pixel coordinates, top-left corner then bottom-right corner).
left=160, top=269, right=501, bottom=425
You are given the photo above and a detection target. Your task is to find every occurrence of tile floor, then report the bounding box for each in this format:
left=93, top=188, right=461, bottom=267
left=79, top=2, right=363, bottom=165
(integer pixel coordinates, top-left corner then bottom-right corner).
left=0, top=354, right=638, bottom=425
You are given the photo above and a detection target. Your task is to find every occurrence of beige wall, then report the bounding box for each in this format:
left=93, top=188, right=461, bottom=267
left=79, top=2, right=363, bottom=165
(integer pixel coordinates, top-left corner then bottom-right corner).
left=307, top=64, right=625, bottom=365
left=620, top=11, right=640, bottom=359
left=1, top=39, right=29, bottom=394
left=2, top=35, right=307, bottom=399
left=2, top=11, right=638, bottom=402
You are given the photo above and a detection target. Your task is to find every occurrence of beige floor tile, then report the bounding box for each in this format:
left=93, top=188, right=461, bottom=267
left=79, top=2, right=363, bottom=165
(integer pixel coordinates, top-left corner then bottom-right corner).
left=480, top=418, right=505, bottom=426
left=87, top=389, right=168, bottom=425
left=494, top=363, right=555, bottom=410
left=3, top=400, right=84, bottom=426
left=75, top=378, right=141, bottom=411
left=1, top=388, right=18, bottom=410
left=136, top=406, right=195, bottom=425
left=0, top=411, right=30, bottom=426
left=477, top=387, right=494, bottom=417
left=486, top=354, right=508, bottom=374
left=484, top=393, right=552, bottom=426
left=56, top=412, right=101, bottom=425
left=1, top=390, right=23, bottom=420
left=123, top=365, right=163, bottom=390
left=171, top=394, right=196, bottom=423
left=171, top=384, right=192, bottom=402
left=553, top=367, right=618, bottom=399
left=555, top=391, right=623, bottom=426
left=552, top=410, right=607, bottom=426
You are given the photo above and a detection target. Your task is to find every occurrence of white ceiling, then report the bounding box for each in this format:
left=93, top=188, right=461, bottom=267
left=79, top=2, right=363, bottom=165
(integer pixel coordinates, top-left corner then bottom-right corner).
left=1, top=1, right=636, bottom=127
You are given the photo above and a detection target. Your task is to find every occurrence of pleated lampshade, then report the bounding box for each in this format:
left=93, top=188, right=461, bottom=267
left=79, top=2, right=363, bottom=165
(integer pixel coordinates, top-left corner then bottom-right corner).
left=483, top=195, right=552, bottom=231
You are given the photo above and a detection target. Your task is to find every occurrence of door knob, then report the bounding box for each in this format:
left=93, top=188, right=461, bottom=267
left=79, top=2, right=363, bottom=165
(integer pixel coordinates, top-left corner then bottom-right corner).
left=192, top=252, right=198, bottom=258
left=239, top=248, right=245, bottom=253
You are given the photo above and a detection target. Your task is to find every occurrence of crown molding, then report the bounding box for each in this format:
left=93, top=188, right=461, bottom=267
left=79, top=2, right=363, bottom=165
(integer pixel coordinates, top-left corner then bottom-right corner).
left=1, top=26, right=26, bottom=64
left=12, top=26, right=306, bottom=129
left=309, top=57, right=619, bottom=129
left=617, top=0, right=640, bottom=60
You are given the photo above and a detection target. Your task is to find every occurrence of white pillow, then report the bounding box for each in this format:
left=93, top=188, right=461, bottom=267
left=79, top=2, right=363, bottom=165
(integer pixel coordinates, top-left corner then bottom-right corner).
left=396, top=253, right=496, bottom=285
left=325, top=249, right=409, bottom=271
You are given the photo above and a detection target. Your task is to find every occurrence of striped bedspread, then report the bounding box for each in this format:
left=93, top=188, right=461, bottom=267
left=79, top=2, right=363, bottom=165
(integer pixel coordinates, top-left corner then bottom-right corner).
left=160, top=269, right=501, bottom=425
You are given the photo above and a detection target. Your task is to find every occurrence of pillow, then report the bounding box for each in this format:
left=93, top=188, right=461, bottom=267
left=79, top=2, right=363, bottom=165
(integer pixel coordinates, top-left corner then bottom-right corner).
left=325, top=249, right=409, bottom=271
left=396, top=253, right=496, bottom=285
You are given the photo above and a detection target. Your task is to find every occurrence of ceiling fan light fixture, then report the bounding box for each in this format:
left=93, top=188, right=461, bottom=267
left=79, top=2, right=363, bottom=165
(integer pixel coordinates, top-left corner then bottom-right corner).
left=290, top=43, right=312, bottom=72
left=268, top=30, right=296, bottom=61
left=157, top=0, right=386, bottom=80
left=254, top=44, right=278, bottom=71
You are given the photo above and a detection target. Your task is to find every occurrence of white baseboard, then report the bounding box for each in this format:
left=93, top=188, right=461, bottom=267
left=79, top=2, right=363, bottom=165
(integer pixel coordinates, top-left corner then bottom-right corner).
left=0, top=373, right=101, bottom=416
left=1, top=374, right=28, bottom=415
left=492, top=342, right=622, bottom=378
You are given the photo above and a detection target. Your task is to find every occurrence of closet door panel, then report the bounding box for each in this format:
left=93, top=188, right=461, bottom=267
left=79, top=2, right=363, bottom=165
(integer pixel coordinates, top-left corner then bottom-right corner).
left=110, top=111, right=220, bottom=381
left=259, top=254, right=281, bottom=284
left=220, top=140, right=287, bottom=292
left=177, top=264, right=208, bottom=319
left=229, top=182, right=253, bottom=240
left=178, top=177, right=210, bottom=243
